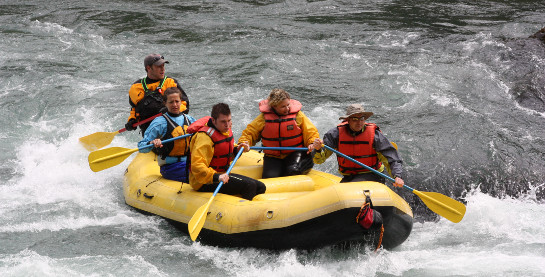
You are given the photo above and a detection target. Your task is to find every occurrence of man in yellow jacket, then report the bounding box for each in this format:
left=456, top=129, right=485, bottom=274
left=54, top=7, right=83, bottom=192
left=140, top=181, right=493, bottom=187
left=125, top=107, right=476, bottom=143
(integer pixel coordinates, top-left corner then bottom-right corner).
left=238, top=89, right=320, bottom=178
left=126, top=54, right=190, bottom=135
left=189, top=103, right=266, bottom=200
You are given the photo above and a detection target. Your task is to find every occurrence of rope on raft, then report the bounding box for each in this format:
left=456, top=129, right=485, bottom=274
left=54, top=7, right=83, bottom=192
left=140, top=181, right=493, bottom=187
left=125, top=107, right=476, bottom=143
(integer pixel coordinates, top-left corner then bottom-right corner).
left=375, top=224, right=384, bottom=252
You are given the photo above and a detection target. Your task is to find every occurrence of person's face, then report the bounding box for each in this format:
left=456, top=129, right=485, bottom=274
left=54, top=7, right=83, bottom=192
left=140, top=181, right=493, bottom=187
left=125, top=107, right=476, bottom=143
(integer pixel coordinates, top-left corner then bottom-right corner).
left=147, top=63, right=166, bottom=80
left=212, top=113, right=232, bottom=133
left=165, top=93, right=182, bottom=114
left=272, top=99, right=290, bottom=116
left=347, top=115, right=365, bottom=132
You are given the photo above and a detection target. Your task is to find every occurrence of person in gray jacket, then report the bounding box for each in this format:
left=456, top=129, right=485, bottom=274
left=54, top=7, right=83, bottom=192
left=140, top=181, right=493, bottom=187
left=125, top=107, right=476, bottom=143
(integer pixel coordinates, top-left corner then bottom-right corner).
left=312, top=104, right=404, bottom=187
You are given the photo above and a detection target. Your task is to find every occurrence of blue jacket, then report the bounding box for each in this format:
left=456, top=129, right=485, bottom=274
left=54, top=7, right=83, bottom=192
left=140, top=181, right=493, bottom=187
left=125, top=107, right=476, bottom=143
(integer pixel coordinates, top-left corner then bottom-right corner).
left=138, top=112, right=196, bottom=165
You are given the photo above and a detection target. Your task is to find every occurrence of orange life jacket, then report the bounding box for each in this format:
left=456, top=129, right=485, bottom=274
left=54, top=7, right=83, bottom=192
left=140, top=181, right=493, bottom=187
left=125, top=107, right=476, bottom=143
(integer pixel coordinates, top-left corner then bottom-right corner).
left=337, top=122, right=382, bottom=174
left=187, top=116, right=234, bottom=173
left=259, top=99, right=304, bottom=156
left=156, top=113, right=190, bottom=160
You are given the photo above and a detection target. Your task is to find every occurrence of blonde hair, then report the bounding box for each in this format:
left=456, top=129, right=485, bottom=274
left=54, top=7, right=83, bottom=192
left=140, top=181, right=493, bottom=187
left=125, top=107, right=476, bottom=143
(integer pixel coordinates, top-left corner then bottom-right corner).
left=267, top=88, right=290, bottom=108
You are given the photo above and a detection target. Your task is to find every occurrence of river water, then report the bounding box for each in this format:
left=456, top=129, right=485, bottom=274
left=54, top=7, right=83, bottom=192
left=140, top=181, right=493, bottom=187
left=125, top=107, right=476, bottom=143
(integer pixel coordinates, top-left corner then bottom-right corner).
left=1, top=0, right=544, bottom=276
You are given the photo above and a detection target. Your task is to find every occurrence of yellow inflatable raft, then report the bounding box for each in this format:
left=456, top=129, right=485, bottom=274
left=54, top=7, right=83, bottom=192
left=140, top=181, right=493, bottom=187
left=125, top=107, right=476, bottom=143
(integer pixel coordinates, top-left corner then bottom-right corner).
left=124, top=151, right=413, bottom=249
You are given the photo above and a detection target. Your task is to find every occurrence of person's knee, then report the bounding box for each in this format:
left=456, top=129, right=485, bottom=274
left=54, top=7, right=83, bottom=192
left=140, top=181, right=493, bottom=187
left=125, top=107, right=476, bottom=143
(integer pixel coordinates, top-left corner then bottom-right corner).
left=285, top=164, right=302, bottom=175
left=285, top=153, right=314, bottom=176
left=238, top=183, right=254, bottom=200
left=241, top=180, right=267, bottom=200
left=256, top=181, right=266, bottom=195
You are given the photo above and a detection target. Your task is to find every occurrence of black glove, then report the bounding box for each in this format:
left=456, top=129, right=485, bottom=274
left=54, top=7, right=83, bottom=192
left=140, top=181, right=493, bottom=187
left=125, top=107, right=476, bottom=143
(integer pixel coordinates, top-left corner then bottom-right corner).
left=125, top=118, right=138, bottom=131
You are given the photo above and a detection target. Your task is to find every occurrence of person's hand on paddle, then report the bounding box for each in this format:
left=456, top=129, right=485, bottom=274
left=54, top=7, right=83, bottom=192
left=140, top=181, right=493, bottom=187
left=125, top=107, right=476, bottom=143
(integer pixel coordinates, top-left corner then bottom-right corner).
left=150, top=138, right=163, bottom=148
left=307, top=142, right=316, bottom=154
left=125, top=118, right=138, bottom=131
left=393, top=177, right=404, bottom=187
left=312, top=138, right=323, bottom=151
left=238, top=142, right=250, bottom=152
left=218, top=173, right=229, bottom=183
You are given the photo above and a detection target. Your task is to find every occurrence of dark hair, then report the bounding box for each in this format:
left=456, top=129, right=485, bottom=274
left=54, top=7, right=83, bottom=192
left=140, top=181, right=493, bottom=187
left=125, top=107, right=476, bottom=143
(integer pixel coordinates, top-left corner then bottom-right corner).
left=211, top=103, right=231, bottom=119
left=162, top=87, right=183, bottom=102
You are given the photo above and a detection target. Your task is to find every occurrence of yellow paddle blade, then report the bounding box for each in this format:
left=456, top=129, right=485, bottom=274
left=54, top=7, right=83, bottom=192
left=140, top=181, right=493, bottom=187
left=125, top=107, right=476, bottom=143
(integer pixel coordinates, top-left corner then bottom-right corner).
left=188, top=197, right=214, bottom=241
left=413, top=190, right=466, bottom=223
left=88, top=147, right=138, bottom=172
left=79, top=131, right=120, bottom=151
left=391, top=141, right=398, bottom=150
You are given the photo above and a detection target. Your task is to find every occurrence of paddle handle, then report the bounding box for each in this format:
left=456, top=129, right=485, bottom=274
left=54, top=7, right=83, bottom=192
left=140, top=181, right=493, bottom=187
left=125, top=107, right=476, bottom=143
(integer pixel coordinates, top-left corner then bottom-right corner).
left=250, top=146, right=308, bottom=151
left=210, top=147, right=245, bottom=197
left=322, top=145, right=412, bottom=191
left=118, top=113, right=163, bottom=133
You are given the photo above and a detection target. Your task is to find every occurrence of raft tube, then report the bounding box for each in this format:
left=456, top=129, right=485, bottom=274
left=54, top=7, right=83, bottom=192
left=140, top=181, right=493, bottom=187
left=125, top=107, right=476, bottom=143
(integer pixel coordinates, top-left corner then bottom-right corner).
left=123, top=151, right=413, bottom=250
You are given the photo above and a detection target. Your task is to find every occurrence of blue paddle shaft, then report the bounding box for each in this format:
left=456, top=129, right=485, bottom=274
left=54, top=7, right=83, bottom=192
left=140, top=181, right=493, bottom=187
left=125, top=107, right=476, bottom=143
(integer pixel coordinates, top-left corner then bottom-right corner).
left=322, top=145, right=413, bottom=191
left=212, top=147, right=245, bottom=196
left=139, top=133, right=192, bottom=151
left=250, top=146, right=307, bottom=151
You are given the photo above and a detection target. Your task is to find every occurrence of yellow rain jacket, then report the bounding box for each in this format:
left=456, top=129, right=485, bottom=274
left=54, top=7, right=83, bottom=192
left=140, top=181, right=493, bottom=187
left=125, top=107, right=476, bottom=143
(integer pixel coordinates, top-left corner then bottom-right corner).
left=238, top=111, right=320, bottom=159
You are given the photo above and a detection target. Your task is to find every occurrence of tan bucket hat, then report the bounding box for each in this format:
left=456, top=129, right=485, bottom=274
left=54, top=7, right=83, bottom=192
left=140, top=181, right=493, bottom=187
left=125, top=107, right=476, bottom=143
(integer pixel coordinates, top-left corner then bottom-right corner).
left=339, top=104, right=374, bottom=120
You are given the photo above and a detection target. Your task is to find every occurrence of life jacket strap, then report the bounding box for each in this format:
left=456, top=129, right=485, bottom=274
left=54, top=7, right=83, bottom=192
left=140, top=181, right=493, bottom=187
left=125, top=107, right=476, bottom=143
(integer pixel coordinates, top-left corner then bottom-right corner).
left=142, top=76, right=167, bottom=95
left=340, top=141, right=370, bottom=145
left=350, top=154, right=378, bottom=159
left=262, top=133, right=303, bottom=141
left=265, top=117, right=296, bottom=123
left=213, top=136, right=233, bottom=145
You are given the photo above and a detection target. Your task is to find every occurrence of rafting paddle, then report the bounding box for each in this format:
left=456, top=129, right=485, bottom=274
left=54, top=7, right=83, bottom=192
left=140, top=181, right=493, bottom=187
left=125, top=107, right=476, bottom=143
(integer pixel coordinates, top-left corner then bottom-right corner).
left=188, top=147, right=245, bottom=241
left=88, top=133, right=191, bottom=172
left=250, top=146, right=308, bottom=151
left=79, top=113, right=163, bottom=151
left=322, top=145, right=466, bottom=223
